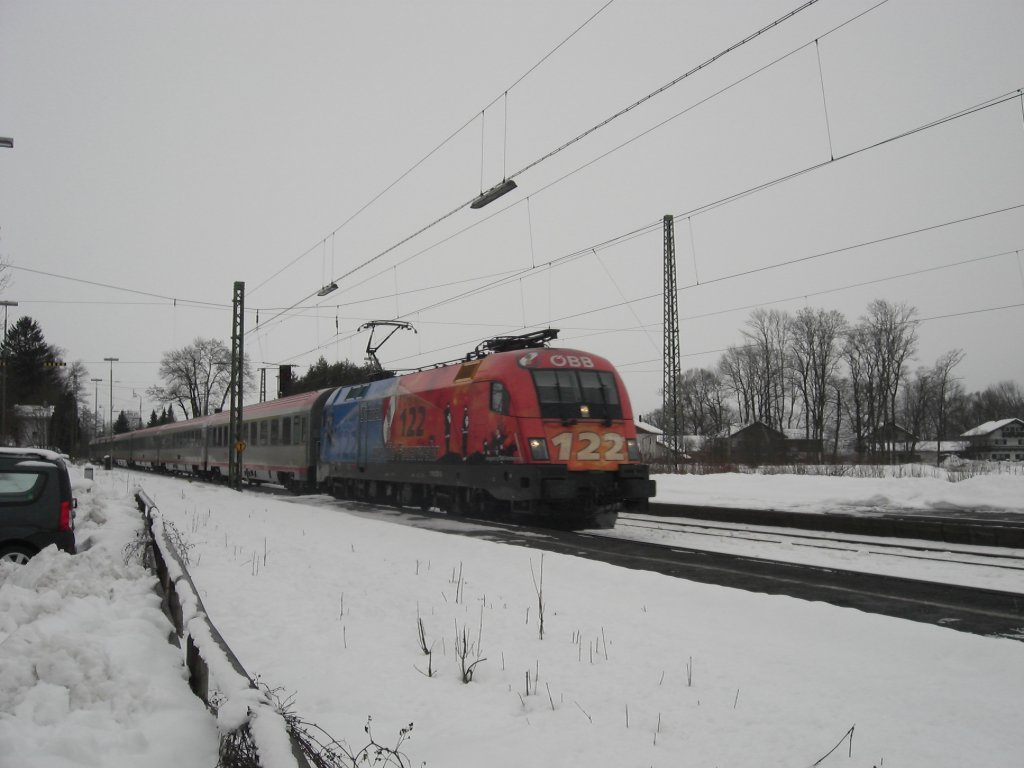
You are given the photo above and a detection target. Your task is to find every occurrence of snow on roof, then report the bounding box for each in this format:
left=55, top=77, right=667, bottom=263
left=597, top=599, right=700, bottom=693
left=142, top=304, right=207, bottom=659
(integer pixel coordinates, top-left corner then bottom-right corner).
left=0, top=446, right=64, bottom=461
left=960, top=418, right=1024, bottom=437
left=634, top=418, right=663, bottom=435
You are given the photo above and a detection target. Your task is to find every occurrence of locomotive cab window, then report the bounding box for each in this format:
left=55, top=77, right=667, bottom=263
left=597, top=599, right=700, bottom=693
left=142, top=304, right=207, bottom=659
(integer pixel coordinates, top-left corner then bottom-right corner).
left=532, top=369, right=622, bottom=420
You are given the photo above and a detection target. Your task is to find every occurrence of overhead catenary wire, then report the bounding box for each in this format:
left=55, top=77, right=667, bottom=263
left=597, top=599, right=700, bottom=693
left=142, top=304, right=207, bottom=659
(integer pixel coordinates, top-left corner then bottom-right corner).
left=32, top=1, right=871, bottom=331
left=255, top=0, right=890, bottom=336
left=614, top=301, right=1024, bottom=374
left=25, top=5, right=1010, bottom=385
left=247, top=0, right=619, bottom=298
left=251, top=0, right=828, bottom=335
left=388, top=193, right=1024, bottom=341
left=20, top=77, right=1018, bottom=340
left=557, top=246, right=1024, bottom=341
left=508, top=0, right=825, bottom=180
left=280, top=206, right=1024, bottom=373
left=359, top=202, right=1024, bottom=369
left=5, top=263, right=230, bottom=309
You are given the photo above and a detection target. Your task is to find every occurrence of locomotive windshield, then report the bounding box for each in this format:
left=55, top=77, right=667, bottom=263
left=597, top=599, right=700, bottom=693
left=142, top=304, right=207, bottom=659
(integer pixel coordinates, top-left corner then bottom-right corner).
left=531, top=369, right=622, bottom=420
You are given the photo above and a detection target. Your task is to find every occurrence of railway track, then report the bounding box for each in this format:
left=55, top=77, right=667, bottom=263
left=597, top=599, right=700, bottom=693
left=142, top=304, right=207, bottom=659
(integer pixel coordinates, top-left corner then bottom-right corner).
left=237, top=483, right=1024, bottom=639
left=645, top=501, right=1024, bottom=548
left=612, top=512, right=1024, bottom=586
left=466, top=518, right=1024, bottom=640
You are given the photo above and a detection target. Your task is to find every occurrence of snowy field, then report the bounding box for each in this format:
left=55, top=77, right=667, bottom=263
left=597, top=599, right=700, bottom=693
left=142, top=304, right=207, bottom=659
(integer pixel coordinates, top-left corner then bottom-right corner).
left=2, top=465, right=1023, bottom=768
left=653, top=469, right=1024, bottom=517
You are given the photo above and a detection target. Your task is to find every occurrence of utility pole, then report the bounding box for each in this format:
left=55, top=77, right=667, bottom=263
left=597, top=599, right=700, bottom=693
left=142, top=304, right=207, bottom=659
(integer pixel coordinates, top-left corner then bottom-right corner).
left=91, top=378, right=102, bottom=441
left=662, top=215, right=681, bottom=464
left=228, top=282, right=245, bottom=490
left=104, top=357, right=118, bottom=436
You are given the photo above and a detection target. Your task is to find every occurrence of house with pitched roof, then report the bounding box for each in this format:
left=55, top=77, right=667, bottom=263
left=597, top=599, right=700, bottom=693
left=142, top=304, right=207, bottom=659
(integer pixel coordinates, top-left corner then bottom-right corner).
left=960, top=418, right=1024, bottom=461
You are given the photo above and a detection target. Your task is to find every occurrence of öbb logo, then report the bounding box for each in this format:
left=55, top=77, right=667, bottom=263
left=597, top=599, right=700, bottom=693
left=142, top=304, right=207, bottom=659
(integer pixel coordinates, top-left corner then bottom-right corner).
left=549, top=354, right=595, bottom=368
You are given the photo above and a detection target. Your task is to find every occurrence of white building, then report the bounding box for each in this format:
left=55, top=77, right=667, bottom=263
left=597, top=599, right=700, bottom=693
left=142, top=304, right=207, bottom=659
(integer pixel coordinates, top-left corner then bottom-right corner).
left=960, top=418, right=1024, bottom=461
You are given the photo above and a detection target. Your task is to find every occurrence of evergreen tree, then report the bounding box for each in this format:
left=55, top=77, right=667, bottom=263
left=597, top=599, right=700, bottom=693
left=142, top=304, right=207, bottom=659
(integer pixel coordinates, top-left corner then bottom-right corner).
left=148, top=409, right=160, bottom=427
left=113, top=410, right=131, bottom=434
left=292, top=356, right=385, bottom=394
left=2, top=316, right=63, bottom=407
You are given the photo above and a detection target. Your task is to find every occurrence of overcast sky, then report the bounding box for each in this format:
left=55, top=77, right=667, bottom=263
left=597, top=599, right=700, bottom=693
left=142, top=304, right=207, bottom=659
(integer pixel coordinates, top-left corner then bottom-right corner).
left=1, top=0, right=1022, bottom=419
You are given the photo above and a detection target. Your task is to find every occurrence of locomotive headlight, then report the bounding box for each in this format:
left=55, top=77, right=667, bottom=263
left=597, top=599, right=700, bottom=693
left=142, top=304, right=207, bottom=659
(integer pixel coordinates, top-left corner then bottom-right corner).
left=626, top=438, right=641, bottom=461
left=579, top=404, right=590, bottom=418
left=528, top=437, right=549, bottom=460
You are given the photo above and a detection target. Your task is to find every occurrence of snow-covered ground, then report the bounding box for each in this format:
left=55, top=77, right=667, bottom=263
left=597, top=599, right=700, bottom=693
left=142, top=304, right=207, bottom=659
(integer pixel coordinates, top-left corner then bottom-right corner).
left=652, top=469, right=1024, bottom=517
left=2, top=465, right=1023, bottom=768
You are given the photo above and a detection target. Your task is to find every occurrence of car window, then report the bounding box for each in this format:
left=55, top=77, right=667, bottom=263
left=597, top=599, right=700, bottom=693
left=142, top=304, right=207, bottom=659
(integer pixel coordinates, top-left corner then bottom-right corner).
left=0, top=471, right=47, bottom=504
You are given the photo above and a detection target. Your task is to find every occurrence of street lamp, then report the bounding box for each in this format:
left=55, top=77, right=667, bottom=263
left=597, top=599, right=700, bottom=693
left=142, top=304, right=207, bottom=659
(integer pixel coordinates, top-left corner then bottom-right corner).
left=1, top=300, right=18, bottom=443
left=104, top=357, right=118, bottom=436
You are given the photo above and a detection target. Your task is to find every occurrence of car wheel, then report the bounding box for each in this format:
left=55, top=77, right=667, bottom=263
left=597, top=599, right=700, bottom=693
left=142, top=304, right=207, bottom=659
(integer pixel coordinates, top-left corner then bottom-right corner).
left=0, top=545, right=35, bottom=565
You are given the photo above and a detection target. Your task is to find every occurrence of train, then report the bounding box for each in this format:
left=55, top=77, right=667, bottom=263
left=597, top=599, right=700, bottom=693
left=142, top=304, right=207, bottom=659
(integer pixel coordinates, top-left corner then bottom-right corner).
left=91, top=331, right=655, bottom=528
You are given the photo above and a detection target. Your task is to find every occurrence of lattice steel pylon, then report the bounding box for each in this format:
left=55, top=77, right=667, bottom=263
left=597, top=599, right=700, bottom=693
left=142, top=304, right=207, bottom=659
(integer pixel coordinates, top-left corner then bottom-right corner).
left=662, top=215, right=681, bottom=460
left=228, top=281, right=245, bottom=490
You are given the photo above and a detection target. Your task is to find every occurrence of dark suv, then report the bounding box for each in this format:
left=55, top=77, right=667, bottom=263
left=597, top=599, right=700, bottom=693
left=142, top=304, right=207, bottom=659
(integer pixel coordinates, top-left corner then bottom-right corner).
left=0, top=448, right=77, bottom=564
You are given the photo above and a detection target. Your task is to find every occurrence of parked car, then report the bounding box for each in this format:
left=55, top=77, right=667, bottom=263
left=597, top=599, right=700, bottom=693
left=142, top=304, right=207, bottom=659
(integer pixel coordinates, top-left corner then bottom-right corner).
left=0, top=447, right=76, bottom=564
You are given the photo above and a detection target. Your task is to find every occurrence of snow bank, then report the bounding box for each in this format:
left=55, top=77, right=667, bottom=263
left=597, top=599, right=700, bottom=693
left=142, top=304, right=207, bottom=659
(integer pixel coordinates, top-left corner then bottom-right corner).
left=0, top=471, right=219, bottom=768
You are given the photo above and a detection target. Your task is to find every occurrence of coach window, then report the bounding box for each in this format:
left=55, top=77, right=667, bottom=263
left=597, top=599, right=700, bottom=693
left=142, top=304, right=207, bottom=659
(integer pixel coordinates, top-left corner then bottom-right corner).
left=490, top=381, right=509, bottom=414
left=259, top=420, right=268, bottom=446
left=270, top=419, right=280, bottom=446
left=282, top=417, right=291, bottom=445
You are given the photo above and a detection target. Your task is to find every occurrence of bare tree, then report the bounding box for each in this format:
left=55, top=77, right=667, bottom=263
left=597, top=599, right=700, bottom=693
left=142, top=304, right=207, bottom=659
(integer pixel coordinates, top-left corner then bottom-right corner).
left=841, top=324, right=876, bottom=456
left=719, top=344, right=758, bottom=425
left=148, top=338, right=252, bottom=418
left=790, top=307, right=847, bottom=450
left=899, top=367, right=932, bottom=454
left=848, top=300, right=918, bottom=461
left=929, top=349, right=965, bottom=462
left=741, top=308, right=794, bottom=430
left=677, top=367, right=733, bottom=436
left=961, top=380, right=1024, bottom=426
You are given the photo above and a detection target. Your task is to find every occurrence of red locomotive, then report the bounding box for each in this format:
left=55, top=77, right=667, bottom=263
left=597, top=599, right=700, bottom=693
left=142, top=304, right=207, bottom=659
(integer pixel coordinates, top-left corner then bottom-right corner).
left=319, top=330, right=654, bottom=527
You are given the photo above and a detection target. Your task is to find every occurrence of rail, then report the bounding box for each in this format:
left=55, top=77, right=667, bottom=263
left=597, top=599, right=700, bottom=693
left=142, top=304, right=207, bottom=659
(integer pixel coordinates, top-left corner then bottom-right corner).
left=134, top=490, right=310, bottom=768
left=646, top=502, right=1024, bottom=548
